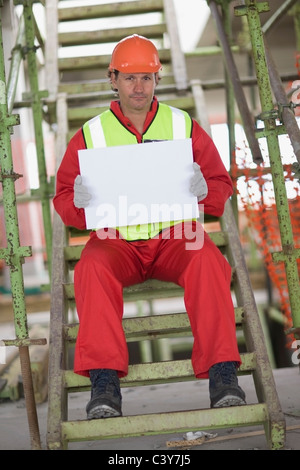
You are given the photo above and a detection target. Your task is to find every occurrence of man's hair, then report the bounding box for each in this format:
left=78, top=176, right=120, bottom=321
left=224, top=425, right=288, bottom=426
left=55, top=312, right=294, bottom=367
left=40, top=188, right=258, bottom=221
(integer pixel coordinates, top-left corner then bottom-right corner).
left=107, top=69, right=119, bottom=92
left=107, top=70, right=161, bottom=93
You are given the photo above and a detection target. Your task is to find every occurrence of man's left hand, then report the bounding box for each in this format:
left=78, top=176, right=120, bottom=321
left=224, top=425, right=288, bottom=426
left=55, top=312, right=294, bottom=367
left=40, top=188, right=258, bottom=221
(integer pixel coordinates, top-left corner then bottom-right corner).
left=190, top=162, right=208, bottom=201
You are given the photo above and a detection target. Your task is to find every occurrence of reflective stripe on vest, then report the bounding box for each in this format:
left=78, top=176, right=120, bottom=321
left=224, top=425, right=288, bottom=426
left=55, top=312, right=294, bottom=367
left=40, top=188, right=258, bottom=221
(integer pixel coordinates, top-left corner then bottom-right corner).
left=82, top=103, right=193, bottom=240
left=169, top=105, right=187, bottom=140
left=88, top=115, right=106, bottom=148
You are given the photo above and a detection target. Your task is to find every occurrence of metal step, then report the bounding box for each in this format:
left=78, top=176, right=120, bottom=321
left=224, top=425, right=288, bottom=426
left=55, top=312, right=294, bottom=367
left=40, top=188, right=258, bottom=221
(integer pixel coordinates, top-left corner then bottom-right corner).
left=59, top=404, right=269, bottom=446
left=59, top=80, right=183, bottom=101
left=58, top=24, right=167, bottom=47
left=64, top=307, right=244, bottom=345
left=64, top=353, right=256, bottom=392
left=64, top=230, right=227, bottom=262
left=66, top=92, right=196, bottom=131
left=58, top=0, right=164, bottom=22
left=58, top=48, right=172, bottom=73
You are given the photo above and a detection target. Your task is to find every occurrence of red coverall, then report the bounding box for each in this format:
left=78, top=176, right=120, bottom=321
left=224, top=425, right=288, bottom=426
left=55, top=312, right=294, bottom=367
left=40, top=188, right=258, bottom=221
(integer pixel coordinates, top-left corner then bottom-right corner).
left=53, top=97, right=242, bottom=379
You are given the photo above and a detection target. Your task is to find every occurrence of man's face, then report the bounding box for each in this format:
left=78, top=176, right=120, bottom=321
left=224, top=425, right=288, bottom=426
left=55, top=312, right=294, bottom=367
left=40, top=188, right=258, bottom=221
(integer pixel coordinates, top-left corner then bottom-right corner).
left=111, top=72, right=158, bottom=114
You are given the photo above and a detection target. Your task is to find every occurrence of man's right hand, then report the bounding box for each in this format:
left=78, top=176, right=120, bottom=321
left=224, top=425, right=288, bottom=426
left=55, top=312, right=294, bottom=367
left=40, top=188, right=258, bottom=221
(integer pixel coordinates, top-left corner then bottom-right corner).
left=73, top=175, right=92, bottom=208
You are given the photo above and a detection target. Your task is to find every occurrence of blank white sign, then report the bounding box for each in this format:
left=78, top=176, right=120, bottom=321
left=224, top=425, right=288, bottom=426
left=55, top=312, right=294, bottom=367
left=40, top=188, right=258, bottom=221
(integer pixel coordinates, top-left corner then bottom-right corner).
left=78, top=138, right=199, bottom=230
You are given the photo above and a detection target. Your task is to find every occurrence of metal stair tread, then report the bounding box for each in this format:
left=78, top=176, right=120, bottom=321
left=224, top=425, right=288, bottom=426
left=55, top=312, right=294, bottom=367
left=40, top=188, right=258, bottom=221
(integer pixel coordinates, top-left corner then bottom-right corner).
left=58, top=24, right=167, bottom=47
left=58, top=48, right=172, bottom=72
left=63, top=275, right=237, bottom=302
left=60, top=403, right=268, bottom=444
left=58, top=82, right=185, bottom=101
left=66, top=94, right=196, bottom=129
left=63, top=353, right=256, bottom=391
left=58, top=0, right=164, bottom=22
left=63, top=231, right=228, bottom=261
left=64, top=307, right=244, bottom=342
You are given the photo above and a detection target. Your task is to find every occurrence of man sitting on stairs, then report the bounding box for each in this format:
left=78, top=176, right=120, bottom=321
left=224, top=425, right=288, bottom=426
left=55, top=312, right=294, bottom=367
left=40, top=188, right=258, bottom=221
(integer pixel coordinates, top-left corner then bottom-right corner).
left=53, top=34, right=246, bottom=420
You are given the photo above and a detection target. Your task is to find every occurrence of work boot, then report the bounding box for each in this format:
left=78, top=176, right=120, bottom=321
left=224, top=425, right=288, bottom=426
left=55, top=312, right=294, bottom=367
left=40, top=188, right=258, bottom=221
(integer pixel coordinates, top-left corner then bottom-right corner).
left=86, top=368, right=122, bottom=420
left=209, top=361, right=246, bottom=408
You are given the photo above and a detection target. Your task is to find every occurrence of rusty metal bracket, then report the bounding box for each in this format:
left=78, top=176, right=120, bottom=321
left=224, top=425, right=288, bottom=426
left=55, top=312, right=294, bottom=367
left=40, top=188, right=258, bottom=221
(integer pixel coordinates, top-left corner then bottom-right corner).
left=22, top=89, right=49, bottom=103
left=0, top=171, right=23, bottom=182
left=234, top=2, right=270, bottom=16
left=0, top=113, right=20, bottom=128
left=272, top=248, right=300, bottom=263
left=10, top=43, right=25, bottom=60
left=2, top=337, right=47, bottom=347
left=255, top=124, right=287, bottom=140
left=277, top=101, right=299, bottom=121
left=255, top=109, right=279, bottom=121
left=21, top=44, right=40, bottom=56
left=30, top=178, right=55, bottom=198
left=0, top=246, right=32, bottom=263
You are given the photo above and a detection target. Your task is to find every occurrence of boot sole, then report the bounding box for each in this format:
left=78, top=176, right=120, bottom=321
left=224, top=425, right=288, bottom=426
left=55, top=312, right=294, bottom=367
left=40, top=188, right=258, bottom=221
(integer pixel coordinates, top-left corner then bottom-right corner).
left=212, top=394, right=246, bottom=408
left=87, top=403, right=122, bottom=420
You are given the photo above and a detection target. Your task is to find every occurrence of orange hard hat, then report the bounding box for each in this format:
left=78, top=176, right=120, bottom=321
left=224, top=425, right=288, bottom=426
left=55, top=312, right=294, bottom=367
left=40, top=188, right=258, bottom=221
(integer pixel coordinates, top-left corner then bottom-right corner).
left=108, top=34, right=162, bottom=73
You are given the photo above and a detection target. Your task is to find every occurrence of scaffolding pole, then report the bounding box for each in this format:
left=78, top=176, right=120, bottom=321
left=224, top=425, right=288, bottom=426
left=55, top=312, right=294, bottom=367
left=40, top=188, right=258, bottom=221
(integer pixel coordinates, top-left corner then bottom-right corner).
left=0, top=2, right=46, bottom=450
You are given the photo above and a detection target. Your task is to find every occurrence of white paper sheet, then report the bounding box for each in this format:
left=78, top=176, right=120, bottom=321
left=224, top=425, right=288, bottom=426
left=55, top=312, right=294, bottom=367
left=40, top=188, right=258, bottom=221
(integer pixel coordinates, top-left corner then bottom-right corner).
left=78, top=139, right=199, bottom=230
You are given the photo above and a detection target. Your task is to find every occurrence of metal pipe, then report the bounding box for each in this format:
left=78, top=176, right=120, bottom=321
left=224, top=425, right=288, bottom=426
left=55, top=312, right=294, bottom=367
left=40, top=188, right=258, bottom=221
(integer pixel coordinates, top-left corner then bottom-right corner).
left=0, top=5, right=42, bottom=450
left=243, top=0, right=300, bottom=334
left=22, top=2, right=53, bottom=278
left=263, top=40, right=300, bottom=164
left=7, top=15, right=26, bottom=114
left=261, top=0, right=299, bottom=36
left=19, top=346, right=42, bottom=450
left=221, top=1, right=239, bottom=220
left=208, top=0, right=263, bottom=164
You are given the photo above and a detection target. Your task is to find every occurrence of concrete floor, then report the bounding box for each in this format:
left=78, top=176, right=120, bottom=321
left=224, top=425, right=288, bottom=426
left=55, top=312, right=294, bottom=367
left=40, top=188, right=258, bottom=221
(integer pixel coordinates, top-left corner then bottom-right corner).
left=0, top=365, right=299, bottom=451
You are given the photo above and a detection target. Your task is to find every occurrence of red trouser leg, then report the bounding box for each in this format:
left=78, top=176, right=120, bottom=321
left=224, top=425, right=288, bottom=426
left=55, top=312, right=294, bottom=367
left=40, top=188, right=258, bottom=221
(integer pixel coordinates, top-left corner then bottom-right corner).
left=74, top=222, right=241, bottom=378
left=149, top=224, right=241, bottom=378
left=74, top=231, right=146, bottom=377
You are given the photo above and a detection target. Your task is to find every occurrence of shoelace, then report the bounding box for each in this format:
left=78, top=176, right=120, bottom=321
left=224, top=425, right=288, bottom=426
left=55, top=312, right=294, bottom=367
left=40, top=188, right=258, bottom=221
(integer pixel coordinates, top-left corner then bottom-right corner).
left=215, top=362, right=237, bottom=385
left=90, top=369, right=121, bottom=398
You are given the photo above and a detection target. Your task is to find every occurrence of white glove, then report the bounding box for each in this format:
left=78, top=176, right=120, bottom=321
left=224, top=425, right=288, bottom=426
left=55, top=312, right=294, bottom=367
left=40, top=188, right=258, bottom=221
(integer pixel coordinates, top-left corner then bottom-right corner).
left=73, top=175, right=91, bottom=208
left=189, top=162, right=208, bottom=201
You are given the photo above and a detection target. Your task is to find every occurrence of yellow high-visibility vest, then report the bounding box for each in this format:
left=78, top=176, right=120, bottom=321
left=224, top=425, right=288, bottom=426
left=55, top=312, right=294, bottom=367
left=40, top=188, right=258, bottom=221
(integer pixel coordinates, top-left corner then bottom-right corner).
left=82, top=102, right=193, bottom=240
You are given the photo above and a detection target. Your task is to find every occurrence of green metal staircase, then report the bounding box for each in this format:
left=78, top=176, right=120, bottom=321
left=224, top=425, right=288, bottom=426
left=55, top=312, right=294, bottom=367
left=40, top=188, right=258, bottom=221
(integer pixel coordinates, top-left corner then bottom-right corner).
left=45, top=0, right=286, bottom=450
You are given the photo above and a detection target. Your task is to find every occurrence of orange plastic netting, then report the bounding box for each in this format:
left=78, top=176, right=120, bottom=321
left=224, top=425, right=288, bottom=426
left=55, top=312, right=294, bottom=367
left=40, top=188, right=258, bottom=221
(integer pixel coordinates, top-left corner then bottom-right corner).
left=231, top=154, right=300, bottom=342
